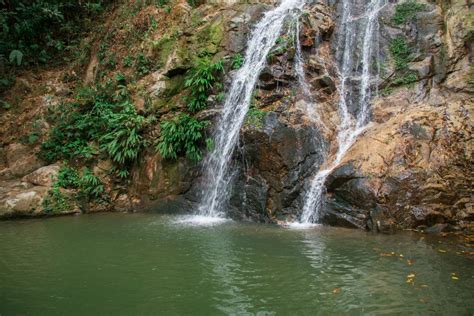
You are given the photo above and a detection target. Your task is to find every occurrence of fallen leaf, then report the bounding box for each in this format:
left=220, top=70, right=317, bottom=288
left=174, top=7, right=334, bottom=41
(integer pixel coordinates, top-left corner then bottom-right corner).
left=399, top=254, right=404, bottom=258
left=451, top=276, right=459, bottom=280
left=332, top=288, right=341, bottom=294
left=420, top=284, right=428, bottom=288
left=407, top=259, right=414, bottom=266
left=438, top=249, right=447, bottom=253
left=407, top=273, right=416, bottom=278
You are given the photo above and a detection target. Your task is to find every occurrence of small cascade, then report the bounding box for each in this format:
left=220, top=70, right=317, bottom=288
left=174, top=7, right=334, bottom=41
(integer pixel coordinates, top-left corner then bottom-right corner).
left=198, top=0, right=306, bottom=218
left=294, top=19, right=323, bottom=125
left=299, top=0, right=384, bottom=224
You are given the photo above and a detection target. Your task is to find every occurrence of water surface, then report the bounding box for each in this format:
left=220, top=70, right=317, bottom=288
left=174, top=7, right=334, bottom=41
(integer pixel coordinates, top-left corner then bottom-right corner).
left=1, top=213, right=473, bottom=315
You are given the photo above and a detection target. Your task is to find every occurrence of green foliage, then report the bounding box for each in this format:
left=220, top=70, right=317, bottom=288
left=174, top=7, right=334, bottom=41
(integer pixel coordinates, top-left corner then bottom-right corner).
left=40, top=78, right=148, bottom=177
left=156, top=114, right=208, bottom=161
left=187, top=0, right=197, bottom=8
left=392, top=72, right=418, bottom=86
left=9, top=50, right=23, bottom=66
left=44, top=166, right=106, bottom=213
left=1, top=101, right=12, bottom=110
left=56, top=166, right=80, bottom=189
left=388, top=37, right=418, bottom=87
left=43, top=187, right=74, bottom=214
left=389, top=37, right=411, bottom=70
left=154, top=0, right=170, bottom=7
left=78, top=168, right=105, bottom=200
left=231, top=53, right=244, bottom=70
left=245, top=107, right=266, bottom=128
left=392, top=1, right=426, bottom=25
left=380, top=87, right=394, bottom=96
left=185, top=58, right=224, bottom=112
left=0, top=0, right=109, bottom=67
left=135, top=53, right=153, bottom=77
left=123, top=55, right=134, bottom=67
left=99, top=103, right=147, bottom=165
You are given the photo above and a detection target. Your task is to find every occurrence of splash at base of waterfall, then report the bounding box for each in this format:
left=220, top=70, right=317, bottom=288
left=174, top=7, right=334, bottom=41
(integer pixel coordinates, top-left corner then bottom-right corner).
left=173, top=215, right=231, bottom=226
left=285, top=222, right=322, bottom=229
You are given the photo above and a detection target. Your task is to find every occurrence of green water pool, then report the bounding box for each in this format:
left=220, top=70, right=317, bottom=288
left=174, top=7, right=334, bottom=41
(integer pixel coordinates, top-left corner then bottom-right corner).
left=1, top=213, right=473, bottom=315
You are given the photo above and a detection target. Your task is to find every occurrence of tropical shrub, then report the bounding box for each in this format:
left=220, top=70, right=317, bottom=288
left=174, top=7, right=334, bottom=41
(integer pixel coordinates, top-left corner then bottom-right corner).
left=231, top=53, right=244, bottom=69
left=185, top=58, right=224, bottom=112
left=388, top=37, right=418, bottom=86
left=0, top=0, right=110, bottom=67
left=156, top=114, right=208, bottom=161
left=392, top=1, right=426, bottom=25
left=40, top=79, right=148, bottom=177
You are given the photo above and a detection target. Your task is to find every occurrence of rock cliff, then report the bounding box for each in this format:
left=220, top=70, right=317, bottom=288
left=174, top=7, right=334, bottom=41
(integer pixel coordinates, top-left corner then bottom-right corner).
left=0, top=0, right=472, bottom=234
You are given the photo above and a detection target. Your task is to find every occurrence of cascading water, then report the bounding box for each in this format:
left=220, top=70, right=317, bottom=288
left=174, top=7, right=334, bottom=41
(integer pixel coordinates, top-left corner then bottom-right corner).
left=298, top=0, right=384, bottom=224
left=197, top=0, right=306, bottom=218
left=294, top=18, right=323, bottom=126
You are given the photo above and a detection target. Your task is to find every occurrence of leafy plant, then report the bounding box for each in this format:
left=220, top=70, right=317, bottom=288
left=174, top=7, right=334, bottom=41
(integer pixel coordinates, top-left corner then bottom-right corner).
left=135, top=53, right=152, bottom=77
left=231, top=53, right=244, bottom=69
left=184, top=57, right=224, bottom=112
left=43, top=187, right=74, bottom=214
left=245, top=107, right=266, bottom=128
left=78, top=168, right=105, bottom=200
left=40, top=78, right=148, bottom=177
left=123, top=55, right=134, bottom=67
left=156, top=114, right=208, bottom=161
left=380, top=87, right=394, bottom=96
left=388, top=37, right=418, bottom=87
left=389, top=37, right=411, bottom=70
left=392, top=1, right=426, bottom=25
left=0, top=0, right=110, bottom=67
left=155, top=0, right=170, bottom=7
left=100, top=102, right=147, bottom=165
left=392, top=72, right=418, bottom=86
left=56, top=166, right=80, bottom=189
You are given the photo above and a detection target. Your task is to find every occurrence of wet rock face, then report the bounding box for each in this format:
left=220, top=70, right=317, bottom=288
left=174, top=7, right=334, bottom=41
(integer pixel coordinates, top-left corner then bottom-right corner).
left=228, top=112, right=326, bottom=222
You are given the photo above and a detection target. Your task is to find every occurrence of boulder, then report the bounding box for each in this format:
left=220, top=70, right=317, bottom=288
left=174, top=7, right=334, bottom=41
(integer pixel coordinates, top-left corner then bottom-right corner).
left=0, top=186, right=49, bottom=218
left=22, top=164, right=60, bottom=187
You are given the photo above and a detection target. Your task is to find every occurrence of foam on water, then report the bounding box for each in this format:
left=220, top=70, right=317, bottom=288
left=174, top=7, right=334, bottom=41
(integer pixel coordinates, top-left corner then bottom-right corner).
left=173, top=215, right=231, bottom=226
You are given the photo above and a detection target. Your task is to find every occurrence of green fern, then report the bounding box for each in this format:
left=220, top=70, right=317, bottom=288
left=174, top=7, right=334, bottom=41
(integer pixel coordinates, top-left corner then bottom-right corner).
left=156, top=114, right=208, bottom=161
left=185, top=58, right=224, bottom=112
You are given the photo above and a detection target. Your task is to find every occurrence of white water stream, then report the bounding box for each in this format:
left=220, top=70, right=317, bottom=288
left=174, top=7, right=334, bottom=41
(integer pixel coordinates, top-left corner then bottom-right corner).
left=298, top=0, right=385, bottom=224
left=197, top=0, right=306, bottom=218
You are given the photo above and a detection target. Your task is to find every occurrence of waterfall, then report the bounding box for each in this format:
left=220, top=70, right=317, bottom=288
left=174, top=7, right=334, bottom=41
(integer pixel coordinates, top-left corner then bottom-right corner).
left=299, top=0, right=384, bottom=224
left=294, top=18, right=322, bottom=125
left=198, top=0, right=306, bottom=218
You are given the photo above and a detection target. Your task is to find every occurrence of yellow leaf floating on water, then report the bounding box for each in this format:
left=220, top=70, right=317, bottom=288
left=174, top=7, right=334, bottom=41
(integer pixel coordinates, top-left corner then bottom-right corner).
left=438, top=249, right=447, bottom=253
left=407, top=273, right=416, bottom=278
left=407, top=259, right=414, bottom=266
left=399, top=254, right=404, bottom=258
left=332, top=288, right=341, bottom=294
left=420, top=284, right=429, bottom=288
left=452, top=276, right=459, bottom=280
